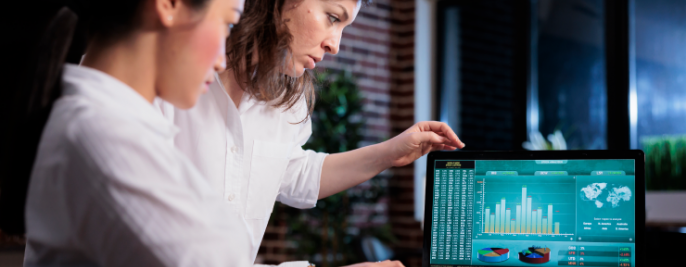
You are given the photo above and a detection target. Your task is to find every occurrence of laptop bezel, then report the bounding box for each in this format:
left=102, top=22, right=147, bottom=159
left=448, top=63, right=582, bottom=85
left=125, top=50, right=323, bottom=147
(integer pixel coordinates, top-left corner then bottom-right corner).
left=422, top=150, right=645, bottom=267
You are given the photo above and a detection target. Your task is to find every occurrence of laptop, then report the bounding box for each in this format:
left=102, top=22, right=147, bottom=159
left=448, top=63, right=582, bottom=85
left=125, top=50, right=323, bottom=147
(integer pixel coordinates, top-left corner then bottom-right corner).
left=422, top=150, right=645, bottom=267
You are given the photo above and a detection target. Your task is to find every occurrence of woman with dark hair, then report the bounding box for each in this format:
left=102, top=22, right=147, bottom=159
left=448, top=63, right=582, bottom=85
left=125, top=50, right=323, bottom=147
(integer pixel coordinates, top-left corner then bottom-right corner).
left=21, top=0, right=251, bottom=266
left=157, top=0, right=465, bottom=266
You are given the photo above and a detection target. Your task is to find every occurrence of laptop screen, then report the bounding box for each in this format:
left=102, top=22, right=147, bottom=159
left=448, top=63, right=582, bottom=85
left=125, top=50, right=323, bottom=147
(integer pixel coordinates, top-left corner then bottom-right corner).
left=429, top=159, right=635, bottom=267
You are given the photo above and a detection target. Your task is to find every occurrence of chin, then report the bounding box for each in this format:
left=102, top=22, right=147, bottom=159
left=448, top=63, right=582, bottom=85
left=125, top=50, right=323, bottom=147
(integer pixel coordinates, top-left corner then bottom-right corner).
left=168, top=94, right=200, bottom=110
left=172, top=100, right=194, bottom=110
left=283, top=65, right=306, bottom=78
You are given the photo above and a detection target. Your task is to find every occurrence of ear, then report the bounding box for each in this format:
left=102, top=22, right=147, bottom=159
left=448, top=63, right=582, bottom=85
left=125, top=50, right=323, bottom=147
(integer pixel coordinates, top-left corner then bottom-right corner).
left=156, top=0, right=181, bottom=27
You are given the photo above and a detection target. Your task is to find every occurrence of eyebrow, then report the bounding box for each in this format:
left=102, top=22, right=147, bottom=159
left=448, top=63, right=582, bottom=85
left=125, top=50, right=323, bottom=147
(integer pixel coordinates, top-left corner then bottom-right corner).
left=334, top=3, right=349, bottom=21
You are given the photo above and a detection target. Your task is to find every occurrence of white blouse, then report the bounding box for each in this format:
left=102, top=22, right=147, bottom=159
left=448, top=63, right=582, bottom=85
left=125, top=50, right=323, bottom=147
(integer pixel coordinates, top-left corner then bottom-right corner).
left=156, top=73, right=327, bottom=265
left=25, top=64, right=252, bottom=267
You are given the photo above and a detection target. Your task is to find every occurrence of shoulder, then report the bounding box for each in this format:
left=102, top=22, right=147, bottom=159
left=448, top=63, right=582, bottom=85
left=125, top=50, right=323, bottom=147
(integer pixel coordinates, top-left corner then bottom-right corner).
left=53, top=97, right=190, bottom=186
left=281, top=94, right=311, bottom=125
left=50, top=96, right=159, bottom=165
left=56, top=97, right=128, bottom=141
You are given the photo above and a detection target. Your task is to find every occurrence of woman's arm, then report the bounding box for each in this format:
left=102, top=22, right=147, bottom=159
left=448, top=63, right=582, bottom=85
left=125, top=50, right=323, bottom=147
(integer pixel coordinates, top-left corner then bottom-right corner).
left=318, top=121, right=465, bottom=199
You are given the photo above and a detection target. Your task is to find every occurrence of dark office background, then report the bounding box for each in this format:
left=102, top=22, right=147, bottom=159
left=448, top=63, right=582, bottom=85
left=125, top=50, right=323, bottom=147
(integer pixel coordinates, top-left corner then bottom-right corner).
left=2, top=1, right=686, bottom=266
left=434, top=0, right=686, bottom=266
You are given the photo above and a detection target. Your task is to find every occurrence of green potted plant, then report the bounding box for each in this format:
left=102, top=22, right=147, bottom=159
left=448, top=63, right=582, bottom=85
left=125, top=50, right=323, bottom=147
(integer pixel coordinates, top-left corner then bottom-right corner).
left=642, top=135, right=686, bottom=191
left=275, top=71, right=394, bottom=266
left=642, top=135, right=686, bottom=226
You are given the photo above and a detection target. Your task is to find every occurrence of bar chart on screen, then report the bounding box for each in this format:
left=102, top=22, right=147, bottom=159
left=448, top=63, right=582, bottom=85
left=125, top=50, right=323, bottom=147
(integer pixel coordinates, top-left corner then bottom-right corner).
left=473, top=173, right=577, bottom=241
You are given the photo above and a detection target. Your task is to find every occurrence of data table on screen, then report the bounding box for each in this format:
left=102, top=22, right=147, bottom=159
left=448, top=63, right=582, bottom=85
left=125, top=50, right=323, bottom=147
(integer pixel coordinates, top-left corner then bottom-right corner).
left=431, top=161, right=475, bottom=265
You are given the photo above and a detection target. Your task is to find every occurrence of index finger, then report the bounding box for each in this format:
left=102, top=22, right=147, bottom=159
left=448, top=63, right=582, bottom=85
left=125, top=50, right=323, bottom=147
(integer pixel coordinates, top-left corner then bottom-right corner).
left=418, top=121, right=465, bottom=148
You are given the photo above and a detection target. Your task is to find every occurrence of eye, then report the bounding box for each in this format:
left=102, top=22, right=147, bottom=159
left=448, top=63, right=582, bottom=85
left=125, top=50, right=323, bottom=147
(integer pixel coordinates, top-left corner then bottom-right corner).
left=328, top=14, right=340, bottom=24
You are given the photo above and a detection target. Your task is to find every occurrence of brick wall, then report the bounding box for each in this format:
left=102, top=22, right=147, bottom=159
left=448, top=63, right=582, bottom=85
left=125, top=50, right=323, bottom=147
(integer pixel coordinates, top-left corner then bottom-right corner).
left=258, top=0, right=423, bottom=266
left=318, top=0, right=394, bottom=146
left=387, top=0, right=422, bottom=266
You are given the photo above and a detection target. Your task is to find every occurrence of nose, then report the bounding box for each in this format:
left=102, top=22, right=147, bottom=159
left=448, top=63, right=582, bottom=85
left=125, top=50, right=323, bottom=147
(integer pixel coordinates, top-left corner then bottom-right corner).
left=214, top=53, right=227, bottom=73
left=322, top=34, right=340, bottom=55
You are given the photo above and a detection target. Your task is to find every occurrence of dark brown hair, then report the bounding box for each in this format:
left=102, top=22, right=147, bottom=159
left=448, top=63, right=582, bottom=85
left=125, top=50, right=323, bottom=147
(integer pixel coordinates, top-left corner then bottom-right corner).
left=226, top=0, right=372, bottom=121
left=226, top=0, right=314, bottom=120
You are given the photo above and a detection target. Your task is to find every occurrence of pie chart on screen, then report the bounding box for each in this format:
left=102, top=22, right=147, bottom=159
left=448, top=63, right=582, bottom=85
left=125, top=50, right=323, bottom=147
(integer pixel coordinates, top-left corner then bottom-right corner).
left=477, top=247, right=510, bottom=263
left=518, top=246, right=551, bottom=264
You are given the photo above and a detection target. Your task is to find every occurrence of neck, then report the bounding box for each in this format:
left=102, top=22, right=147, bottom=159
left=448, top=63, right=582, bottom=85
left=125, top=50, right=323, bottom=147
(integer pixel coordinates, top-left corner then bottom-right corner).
left=218, top=70, right=244, bottom=108
left=81, top=33, right=157, bottom=103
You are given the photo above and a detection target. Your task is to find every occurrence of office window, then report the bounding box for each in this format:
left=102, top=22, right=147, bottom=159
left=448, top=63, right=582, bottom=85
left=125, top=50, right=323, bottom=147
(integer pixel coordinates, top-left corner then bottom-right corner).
left=535, top=0, right=607, bottom=149
left=634, top=0, right=686, bottom=143
left=436, top=0, right=529, bottom=150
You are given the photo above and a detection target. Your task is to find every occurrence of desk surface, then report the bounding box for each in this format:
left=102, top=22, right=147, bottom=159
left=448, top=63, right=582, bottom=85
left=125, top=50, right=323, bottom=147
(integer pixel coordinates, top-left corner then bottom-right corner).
left=646, top=192, right=686, bottom=226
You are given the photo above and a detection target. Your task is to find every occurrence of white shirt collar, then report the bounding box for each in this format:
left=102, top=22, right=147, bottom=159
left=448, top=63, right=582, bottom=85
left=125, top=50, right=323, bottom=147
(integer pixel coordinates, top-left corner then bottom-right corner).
left=62, top=64, right=178, bottom=138
left=212, top=72, right=257, bottom=114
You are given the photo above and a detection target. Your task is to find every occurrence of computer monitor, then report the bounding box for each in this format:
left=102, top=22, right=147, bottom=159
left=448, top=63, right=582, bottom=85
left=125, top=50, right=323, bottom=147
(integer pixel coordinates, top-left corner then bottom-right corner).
left=423, top=151, right=645, bottom=267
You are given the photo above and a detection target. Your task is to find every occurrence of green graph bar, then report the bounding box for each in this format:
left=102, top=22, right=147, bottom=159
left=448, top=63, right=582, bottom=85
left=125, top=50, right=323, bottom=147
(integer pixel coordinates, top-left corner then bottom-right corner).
left=548, top=204, right=553, bottom=235
left=521, top=186, right=527, bottom=233
left=537, top=208, right=542, bottom=234
left=495, top=204, right=501, bottom=233
left=515, top=205, right=521, bottom=233
left=532, top=210, right=537, bottom=234
left=500, top=198, right=506, bottom=233
left=542, top=218, right=548, bottom=234
left=511, top=219, right=516, bottom=233
left=505, top=209, right=511, bottom=233
left=484, top=208, right=490, bottom=232
left=526, top=197, right=532, bottom=233
left=555, top=222, right=560, bottom=234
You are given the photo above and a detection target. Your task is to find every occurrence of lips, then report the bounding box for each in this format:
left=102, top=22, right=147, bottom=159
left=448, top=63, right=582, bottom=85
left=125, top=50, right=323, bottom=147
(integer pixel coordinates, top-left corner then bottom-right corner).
left=309, top=55, right=322, bottom=63
left=204, top=73, right=215, bottom=86
left=306, top=55, right=322, bottom=70
left=201, top=76, right=214, bottom=93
